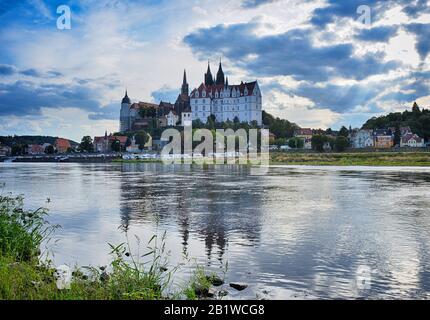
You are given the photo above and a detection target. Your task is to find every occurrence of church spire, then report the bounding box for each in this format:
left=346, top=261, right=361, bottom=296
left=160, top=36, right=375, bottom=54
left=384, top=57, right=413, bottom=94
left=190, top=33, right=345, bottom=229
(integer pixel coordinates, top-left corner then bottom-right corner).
left=216, top=59, right=225, bottom=85
left=205, top=60, right=214, bottom=86
left=122, top=89, right=131, bottom=104
left=181, top=69, right=189, bottom=96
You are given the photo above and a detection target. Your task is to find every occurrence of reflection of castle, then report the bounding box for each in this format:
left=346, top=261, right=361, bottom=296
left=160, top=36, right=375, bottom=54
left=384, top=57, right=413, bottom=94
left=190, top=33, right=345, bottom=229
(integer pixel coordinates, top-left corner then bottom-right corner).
left=118, top=164, right=263, bottom=263
left=119, top=61, right=262, bottom=132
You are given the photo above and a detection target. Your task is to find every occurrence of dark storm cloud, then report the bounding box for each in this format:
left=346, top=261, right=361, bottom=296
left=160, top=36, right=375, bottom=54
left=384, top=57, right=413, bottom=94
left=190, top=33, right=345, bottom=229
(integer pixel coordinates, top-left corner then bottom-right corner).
left=184, top=22, right=400, bottom=82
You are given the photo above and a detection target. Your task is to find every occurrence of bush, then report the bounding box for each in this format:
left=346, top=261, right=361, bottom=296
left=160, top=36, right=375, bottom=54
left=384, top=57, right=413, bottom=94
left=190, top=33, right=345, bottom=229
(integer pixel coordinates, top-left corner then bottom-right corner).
left=0, top=196, right=56, bottom=262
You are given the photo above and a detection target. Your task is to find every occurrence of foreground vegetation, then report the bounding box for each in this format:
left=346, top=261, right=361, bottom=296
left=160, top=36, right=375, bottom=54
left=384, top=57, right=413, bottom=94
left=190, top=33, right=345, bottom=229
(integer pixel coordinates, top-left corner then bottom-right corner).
left=270, top=151, right=430, bottom=166
left=0, top=195, right=217, bottom=300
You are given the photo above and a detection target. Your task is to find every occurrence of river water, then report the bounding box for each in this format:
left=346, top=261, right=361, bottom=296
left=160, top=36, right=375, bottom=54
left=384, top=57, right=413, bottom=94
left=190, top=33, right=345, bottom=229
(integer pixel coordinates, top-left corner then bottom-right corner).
left=1, top=163, right=430, bottom=299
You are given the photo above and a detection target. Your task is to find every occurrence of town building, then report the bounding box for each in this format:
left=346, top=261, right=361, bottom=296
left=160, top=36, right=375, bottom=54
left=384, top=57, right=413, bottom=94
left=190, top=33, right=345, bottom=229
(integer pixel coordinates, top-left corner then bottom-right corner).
left=0, top=144, right=11, bottom=156
left=351, top=129, right=374, bottom=148
left=373, top=133, right=394, bottom=149
left=165, top=110, right=179, bottom=127
left=94, top=132, right=128, bottom=153
left=294, top=128, right=313, bottom=140
left=55, top=138, right=71, bottom=153
left=28, top=144, right=45, bottom=155
left=400, top=133, right=425, bottom=148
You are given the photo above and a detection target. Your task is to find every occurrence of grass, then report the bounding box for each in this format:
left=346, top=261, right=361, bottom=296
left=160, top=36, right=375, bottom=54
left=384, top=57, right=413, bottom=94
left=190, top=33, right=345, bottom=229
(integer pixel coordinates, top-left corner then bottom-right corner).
left=270, top=151, right=430, bottom=166
left=0, top=195, right=216, bottom=300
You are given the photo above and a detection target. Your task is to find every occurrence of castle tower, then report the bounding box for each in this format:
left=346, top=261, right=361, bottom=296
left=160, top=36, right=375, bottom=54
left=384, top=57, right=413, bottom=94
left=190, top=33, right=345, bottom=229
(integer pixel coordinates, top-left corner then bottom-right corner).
left=120, top=90, right=131, bottom=132
left=204, top=61, right=214, bottom=86
left=181, top=69, right=189, bottom=96
left=216, top=60, right=225, bottom=85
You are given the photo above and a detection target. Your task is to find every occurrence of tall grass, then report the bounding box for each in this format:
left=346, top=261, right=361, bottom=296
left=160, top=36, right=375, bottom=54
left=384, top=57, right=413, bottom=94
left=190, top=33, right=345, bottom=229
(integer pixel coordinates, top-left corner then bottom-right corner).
left=0, top=195, right=57, bottom=262
left=0, top=195, right=214, bottom=300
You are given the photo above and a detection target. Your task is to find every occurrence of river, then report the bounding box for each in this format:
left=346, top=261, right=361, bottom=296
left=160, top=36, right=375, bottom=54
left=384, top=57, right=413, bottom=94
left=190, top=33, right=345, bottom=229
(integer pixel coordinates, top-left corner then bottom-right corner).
left=1, top=163, right=430, bottom=299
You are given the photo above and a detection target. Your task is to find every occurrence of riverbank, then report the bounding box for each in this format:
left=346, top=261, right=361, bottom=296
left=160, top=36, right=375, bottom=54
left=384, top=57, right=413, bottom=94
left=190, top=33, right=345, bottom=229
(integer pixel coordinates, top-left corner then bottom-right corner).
left=270, top=151, right=430, bottom=166
left=0, top=195, right=223, bottom=300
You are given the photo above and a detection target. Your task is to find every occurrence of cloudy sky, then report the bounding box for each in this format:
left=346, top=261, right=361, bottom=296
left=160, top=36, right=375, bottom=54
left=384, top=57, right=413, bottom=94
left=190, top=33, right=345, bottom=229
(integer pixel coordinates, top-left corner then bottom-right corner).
left=0, top=0, right=429, bottom=141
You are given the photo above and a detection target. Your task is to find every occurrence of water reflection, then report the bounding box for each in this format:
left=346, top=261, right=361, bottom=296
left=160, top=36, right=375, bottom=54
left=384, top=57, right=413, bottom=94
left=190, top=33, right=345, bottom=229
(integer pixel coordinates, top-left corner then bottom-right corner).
left=1, top=163, right=430, bottom=299
left=118, top=164, right=264, bottom=264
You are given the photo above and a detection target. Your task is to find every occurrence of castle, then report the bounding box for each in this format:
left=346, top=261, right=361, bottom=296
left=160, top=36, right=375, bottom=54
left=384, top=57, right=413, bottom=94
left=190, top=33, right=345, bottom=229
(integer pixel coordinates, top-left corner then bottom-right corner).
left=119, top=61, right=262, bottom=132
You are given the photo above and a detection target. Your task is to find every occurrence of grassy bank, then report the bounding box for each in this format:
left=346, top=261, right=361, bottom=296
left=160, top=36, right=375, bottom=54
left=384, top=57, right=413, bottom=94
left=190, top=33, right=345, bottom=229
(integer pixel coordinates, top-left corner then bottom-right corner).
left=0, top=195, right=216, bottom=300
left=270, top=151, right=430, bottom=166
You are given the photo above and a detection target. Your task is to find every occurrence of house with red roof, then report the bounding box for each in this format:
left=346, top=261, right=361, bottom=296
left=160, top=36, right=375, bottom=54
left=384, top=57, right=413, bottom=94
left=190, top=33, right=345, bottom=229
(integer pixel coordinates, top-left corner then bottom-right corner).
left=400, top=133, right=425, bottom=148
left=54, top=138, right=71, bottom=153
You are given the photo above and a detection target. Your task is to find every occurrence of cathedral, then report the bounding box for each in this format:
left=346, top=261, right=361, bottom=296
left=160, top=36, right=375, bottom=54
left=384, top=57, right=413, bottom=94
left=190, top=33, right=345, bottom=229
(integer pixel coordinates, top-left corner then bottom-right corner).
left=119, top=61, right=262, bottom=132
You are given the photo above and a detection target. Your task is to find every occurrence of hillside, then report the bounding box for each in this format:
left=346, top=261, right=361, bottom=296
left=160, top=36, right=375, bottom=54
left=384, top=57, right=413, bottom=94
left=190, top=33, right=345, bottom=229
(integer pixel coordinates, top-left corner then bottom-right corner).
left=362, top=102, right=430, bottom=141
left=0, top=135, right=78, bottom=147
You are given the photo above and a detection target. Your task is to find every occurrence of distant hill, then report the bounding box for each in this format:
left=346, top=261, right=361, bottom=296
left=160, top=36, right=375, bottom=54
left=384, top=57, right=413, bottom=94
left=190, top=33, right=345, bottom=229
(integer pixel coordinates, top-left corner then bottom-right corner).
left=263, top=110, right=299, bottom=139
left=362, top=102, right=430, bottom=141
left=0, top=135, right=78, bottom=147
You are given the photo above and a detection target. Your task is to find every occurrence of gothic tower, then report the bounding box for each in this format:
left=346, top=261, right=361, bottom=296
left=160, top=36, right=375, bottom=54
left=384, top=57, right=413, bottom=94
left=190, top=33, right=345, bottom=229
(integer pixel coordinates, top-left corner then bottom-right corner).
left=216, top=60, right=225, bottom=86
left=120, top=90, right=131, bottom=132
left=204, top=61, right=214, bottom=86
left=181, top=69, right=189, bottom=96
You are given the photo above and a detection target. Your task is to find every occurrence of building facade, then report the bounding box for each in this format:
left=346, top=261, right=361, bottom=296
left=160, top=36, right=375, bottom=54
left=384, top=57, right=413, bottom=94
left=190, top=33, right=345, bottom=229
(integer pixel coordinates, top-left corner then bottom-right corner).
left=400, top=133, right=425, bottom=147
left=351, top=129, right=374, bottom=148
left=119, top=62, right=263, bottom=131
left=190, top=62, right=262, bottom=125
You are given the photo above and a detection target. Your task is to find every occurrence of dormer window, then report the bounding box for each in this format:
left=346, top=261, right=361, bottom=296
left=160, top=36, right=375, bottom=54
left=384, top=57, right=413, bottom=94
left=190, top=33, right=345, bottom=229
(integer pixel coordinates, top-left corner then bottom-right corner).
left=196, top=92, right=199, bottom=98
left=202, top=91, right=206, bottom=97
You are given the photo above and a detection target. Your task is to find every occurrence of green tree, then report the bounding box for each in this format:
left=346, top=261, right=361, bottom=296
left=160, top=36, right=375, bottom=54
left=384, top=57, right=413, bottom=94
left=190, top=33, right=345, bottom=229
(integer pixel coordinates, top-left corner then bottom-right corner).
left=334, top=136, right=350, bottom=152
left=311, top=135, right=328, bottom=152
left=111, top=139, right=121, bottom=152
left=192, top=119, right=204, bottom=129
left=288, top=137, right=304, bottom=149
left=394, top=126, right=401, bottom=146
left=44, top=145, right=55, bottom=155
left=274, top=138, right=287, bottom=148
left=339, top=126, right=349, bottom=137
left=80, top=136, right=94, bottom=153
left=135, top=131, right=148, bottom=151
left=11, top=144, right=26, bottom=156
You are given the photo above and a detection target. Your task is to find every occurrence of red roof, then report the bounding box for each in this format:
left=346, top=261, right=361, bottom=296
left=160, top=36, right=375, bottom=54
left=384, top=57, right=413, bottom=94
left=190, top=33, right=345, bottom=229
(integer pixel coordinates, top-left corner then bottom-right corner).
left=55, top=138, right=71, bottom=149
left=402, top=133, right=423, bottom=144
left=295, top=128, right=313, bottom=136
left=190, top=81, right=258, bottom=99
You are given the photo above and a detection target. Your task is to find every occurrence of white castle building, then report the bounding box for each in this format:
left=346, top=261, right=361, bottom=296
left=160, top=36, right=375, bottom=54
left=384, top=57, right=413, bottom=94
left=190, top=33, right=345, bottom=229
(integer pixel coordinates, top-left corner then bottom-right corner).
left=119, top=61, right=262, bottom=132
left=190, top=61, right=262, bottom=125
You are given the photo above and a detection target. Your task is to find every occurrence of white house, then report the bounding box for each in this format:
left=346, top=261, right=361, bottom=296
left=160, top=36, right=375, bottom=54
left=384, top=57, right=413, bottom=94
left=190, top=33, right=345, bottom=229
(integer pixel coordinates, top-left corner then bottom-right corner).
left=166, top=110, right=178, bottom=127
left=351, top=129, right=374, bottom=148
left=400, top=133, right=425, bottom=148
